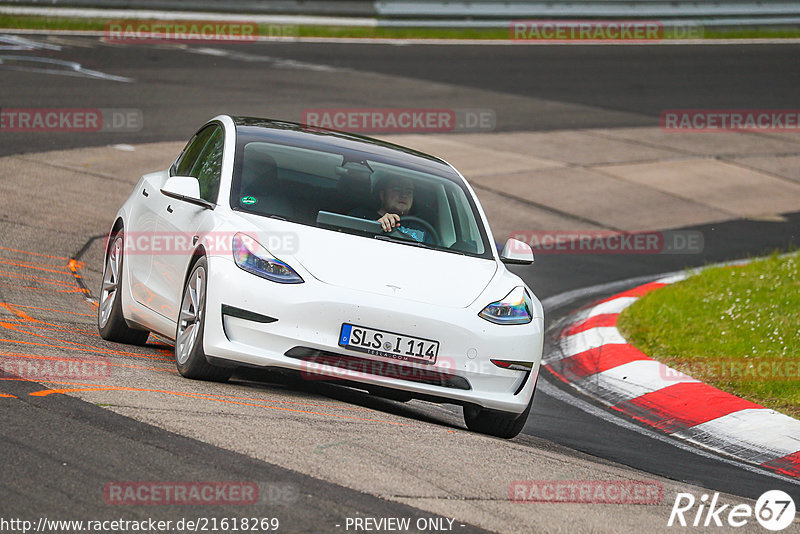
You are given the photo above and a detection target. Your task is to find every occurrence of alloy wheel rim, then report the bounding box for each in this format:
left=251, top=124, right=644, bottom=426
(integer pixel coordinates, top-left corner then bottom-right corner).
left=176, top=265, right=205, bottom=365
left=99, top=237, right=122, bottom=328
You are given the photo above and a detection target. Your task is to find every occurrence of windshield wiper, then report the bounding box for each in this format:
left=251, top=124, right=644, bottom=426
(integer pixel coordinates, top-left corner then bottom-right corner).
left=374, top=234, right=434, bottom=250
left=374, top=235, right=472, bottom=256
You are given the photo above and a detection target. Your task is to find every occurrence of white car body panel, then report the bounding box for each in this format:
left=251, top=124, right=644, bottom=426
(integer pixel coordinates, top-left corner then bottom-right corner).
left=106, top=115, right=544, bottom=415
left=280, top=221, right=498, bottom=307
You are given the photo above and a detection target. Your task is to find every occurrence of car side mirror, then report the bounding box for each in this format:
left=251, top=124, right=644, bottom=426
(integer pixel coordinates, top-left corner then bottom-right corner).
left=500, top=238, right=534, bottom=265
left=160, top=176, right=214, bottom=210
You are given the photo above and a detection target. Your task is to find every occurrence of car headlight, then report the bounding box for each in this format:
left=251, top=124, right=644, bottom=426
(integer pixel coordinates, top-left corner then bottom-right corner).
left=232, top=233, right=303, bottom=284
left=479, top=286, right=532, bottom=325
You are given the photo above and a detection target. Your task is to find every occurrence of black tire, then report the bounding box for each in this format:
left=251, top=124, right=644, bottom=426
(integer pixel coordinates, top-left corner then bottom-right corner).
left=463, top=375, right=538, bottom=439
left=175, top=257, right=232, bottom=382
left=98, top=230, right=150, bottom=345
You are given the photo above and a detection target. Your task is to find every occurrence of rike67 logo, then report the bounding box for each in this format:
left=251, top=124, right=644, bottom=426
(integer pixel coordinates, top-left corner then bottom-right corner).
left=668, top=490, right=796, bottom=531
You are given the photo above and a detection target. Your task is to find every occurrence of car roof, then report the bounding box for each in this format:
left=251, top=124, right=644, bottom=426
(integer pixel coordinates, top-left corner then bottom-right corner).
left=230, top=116, right=454, bottom=175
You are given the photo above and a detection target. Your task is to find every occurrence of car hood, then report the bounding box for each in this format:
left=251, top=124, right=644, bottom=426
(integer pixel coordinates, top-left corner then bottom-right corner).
left=288, top=225, right=497, bottom=308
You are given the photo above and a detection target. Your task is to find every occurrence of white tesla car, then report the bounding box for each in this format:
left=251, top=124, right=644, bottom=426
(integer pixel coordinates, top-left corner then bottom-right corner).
left=99, top=115, right=543, bottom=438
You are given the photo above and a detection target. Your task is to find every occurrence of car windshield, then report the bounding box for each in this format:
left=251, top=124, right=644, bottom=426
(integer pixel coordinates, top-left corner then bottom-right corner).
left=230, top=138, right=492, bottom=259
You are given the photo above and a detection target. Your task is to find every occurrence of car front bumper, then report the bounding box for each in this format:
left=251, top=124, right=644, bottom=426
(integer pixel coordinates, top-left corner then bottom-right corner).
left=202, top=256, right=544, bottom=414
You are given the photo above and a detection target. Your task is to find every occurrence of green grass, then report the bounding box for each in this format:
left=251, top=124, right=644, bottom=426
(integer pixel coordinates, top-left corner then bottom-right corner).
left=0, top=15, right=108, bottom=31
left=0, top=15, right=510, bottom=38
left=701, top=27, right=800, bottom=39
left=2, top=15, right=800, bottom=40
left=617, top=252, right=800, bottom=418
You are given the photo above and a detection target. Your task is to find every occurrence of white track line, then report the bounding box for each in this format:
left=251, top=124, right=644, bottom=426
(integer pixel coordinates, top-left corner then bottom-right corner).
left=587, top=296, right=638, bottom=317
left=555, top=327, right=627, bottom=362
left=575, top=360, right=699, bottom=403
left=677, top=409, right=800, bottom=464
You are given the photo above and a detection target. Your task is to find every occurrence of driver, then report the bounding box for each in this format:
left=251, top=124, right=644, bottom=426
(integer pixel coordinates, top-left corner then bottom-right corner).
left=349, top=175, right=431, bottom=243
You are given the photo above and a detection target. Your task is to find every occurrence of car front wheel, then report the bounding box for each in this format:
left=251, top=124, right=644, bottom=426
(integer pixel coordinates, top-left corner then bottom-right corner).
left=463, top=376, right=537, bottom=439
left=175, top=257, right=232, bottom=382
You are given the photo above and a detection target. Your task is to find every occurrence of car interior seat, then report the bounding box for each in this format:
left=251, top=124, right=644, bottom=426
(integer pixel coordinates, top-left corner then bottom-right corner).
left=240, top=149, right=296, bottom=219
left=337, top=160, right=374, bottom=213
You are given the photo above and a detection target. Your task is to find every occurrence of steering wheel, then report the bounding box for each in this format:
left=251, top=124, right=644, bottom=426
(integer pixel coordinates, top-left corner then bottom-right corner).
left=391, top=216, right=440, bottom=246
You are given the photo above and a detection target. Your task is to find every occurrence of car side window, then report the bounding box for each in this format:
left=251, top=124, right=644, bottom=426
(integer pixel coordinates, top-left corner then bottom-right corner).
left=190, top=127, right=224, bottom=203
left=173, top=125, right=217, bottom=178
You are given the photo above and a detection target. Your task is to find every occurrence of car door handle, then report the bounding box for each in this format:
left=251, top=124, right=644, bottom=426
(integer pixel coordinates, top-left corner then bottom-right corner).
left=142, top=188, right=149, bottom=197
left=166, top=205, right=173, bottom=213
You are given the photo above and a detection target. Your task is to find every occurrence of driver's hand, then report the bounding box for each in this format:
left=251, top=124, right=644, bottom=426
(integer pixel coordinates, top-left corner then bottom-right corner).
left=377, top=213, right=401, bottom=232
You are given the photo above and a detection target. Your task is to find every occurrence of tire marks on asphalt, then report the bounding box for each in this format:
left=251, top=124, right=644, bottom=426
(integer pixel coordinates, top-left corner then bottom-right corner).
left=0, top=244, right=414, bottom=428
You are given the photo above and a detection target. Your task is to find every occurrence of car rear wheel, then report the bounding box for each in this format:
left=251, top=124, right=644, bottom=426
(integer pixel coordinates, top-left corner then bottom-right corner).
left=98, top=231, right=150, bottom=345
left=175, top=257, right=232, bottom=382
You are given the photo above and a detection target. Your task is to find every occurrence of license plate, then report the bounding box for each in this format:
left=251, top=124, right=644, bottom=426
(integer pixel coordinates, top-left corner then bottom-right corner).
left=338, top=323, right=439, bottom=365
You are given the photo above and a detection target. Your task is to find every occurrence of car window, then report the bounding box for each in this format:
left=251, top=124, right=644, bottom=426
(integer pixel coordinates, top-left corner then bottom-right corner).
left=231, top=140, right=491, bottom=259
left=448, top=186, right=483, bottom=251
left=173, top=125, right=217, bottom=178
left=190, top=127, right=224, bottom=203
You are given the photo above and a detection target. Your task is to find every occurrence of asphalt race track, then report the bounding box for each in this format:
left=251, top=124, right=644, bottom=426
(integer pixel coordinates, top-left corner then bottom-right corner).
left=3, top=38, right=800, bottom=155
left=1, top=33, right=799, bottom=532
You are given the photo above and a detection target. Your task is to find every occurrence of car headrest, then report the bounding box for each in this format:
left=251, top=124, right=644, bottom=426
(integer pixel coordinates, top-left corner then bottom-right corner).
left=337, top=161, right=373, bottom=202
left=241, top=150, right=278, bottom=197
